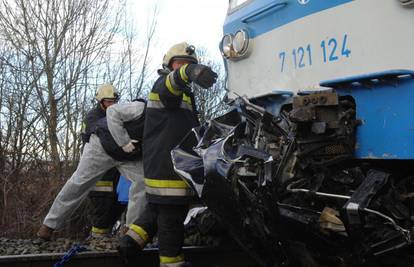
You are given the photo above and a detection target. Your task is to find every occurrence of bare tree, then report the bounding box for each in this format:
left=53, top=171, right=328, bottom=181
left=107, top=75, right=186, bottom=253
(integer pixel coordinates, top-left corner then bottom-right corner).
left=0, top=47, right=43, bottom=226
left=0, top=0, right=124, bottom=174
left=0, top=0, right=164, bottom=237
left=98, top=3, right=159, bottom=101
left=135, top=5, right=158, bottom=98
left=193, top=47, right=228, bottom=123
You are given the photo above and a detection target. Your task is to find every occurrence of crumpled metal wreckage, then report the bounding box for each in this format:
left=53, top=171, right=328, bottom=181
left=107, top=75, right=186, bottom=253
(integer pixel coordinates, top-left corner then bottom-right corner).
left=172, top=92, right=414, bottom=267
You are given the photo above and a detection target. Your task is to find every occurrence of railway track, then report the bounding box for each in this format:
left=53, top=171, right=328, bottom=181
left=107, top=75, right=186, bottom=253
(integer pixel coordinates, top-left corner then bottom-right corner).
left=0, top=246, right=259, bottom=267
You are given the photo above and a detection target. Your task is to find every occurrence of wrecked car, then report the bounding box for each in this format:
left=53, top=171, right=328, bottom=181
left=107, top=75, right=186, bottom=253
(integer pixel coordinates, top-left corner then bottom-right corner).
left=172, top=92, right=414, bottom=267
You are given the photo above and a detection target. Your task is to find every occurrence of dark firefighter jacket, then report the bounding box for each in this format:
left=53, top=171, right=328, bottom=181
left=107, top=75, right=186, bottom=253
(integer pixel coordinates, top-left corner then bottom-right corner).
left=81, top=103, right=144, bottom=161
left=143, top=65, right=198, bottom=204
left=95, top=113, right=144, bottom=162
left=81, top=104, right=106, bottom=144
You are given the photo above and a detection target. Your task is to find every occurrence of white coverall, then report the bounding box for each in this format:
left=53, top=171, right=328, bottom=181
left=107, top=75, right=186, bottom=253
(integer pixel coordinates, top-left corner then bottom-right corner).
left=43, top=102, right=146, bottom=229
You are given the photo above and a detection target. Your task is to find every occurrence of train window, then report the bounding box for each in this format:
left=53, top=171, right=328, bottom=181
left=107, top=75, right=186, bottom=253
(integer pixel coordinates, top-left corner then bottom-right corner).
left=228, top=0, right=251, bottom=13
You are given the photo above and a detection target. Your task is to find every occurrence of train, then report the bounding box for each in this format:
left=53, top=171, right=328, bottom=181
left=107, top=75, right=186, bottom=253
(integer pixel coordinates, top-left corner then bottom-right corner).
left=222, top=0, right=414, bottom=160
left=172, top=1, right=414, bottom=266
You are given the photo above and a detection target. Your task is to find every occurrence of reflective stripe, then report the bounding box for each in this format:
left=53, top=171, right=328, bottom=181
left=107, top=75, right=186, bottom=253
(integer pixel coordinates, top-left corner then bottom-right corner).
left=126, top=229, right=146, bottom=247
left=129, top=224, right=149, bottom=242
left=146, top=187, right=191, bottom=197
left=127, top=224, right=149, bottom=247
left=92, top=186, right=113, bottom=192
left=159, top=254, right=185, bottom=264
left=92, top=181, right=113, bottom=192
left=181, top=93, right=192, bottom=111
left=160, top=262, right=185, bottom=267
left=144, top=178, right=188, bottom=188
left=91, top=226, right=110, bottom=234
left=95, top=181, right=113, bottom=187
left=179, top=64, right=189, bottom=83
left=148, top=92, right=160, bottom=101
left=147, top=100, right=165, bottom=109
left=166, top=73, right=183, bottom=96
left=81, top=122, right=86, bottom=132
left=159, top=261, right=185, bottom=267
left=182, top=94, right=192, bottom=105
left=168, top=71, right=181, bottom=93
left=150, top=92, right=191, bottom=104
left=179, top=102, right=192, bottom=111
left=147, top=99, right=192, bottom=111
left=148, top=92, right=192, bottom=111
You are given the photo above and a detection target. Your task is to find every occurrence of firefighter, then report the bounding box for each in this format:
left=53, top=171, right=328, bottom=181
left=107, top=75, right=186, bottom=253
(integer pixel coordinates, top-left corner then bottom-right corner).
left=36, top=84, right=146, bottom=241
left=118, top=42, right=218, bottom=267
left=80, top=85, right=126, bottom=238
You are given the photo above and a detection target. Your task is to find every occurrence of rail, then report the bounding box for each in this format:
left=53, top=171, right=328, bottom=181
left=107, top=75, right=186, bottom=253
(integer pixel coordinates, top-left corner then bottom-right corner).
left=0, top=246, right=259, bottom=267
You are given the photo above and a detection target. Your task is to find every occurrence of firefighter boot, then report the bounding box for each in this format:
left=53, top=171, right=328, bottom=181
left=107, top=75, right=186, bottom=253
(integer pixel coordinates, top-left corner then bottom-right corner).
left=89, top=226, right=111, bottom=239
left=36, top=224, right=54, bottom=241
left=118, top=235, right=142, bottom=265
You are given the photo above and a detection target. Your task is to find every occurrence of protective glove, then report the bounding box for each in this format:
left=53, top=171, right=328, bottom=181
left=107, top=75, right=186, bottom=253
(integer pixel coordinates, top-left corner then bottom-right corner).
left=186, top=64, right=218, bottom=89
left=117, top=235, right=141, bottom=265
left=122, top=139, right=139, bottom=153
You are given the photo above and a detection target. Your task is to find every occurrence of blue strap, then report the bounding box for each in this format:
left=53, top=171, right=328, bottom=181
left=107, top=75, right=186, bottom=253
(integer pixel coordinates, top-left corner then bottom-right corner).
left=54, top=244, right=87, bottom=267
left=117, top=175, right=131, bottom=204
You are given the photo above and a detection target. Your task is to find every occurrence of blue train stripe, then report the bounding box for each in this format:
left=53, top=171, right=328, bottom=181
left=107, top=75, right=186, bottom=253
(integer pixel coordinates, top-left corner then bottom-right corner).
left=224, top=0, right=353, bottom=37
left=336, top=77, right=414, bottom=159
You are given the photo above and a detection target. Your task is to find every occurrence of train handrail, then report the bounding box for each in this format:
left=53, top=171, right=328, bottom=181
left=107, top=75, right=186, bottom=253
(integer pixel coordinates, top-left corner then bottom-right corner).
left=320, top=69, right=414, bottom=88
left=241, top=1, right=288, bottom=23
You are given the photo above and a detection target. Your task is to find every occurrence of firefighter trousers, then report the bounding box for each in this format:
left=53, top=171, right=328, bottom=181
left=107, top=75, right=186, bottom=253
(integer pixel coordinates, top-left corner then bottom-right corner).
left=88, top=172, right=126, bottom=233
left=134, top=203, right=188, bottom=263
left=43, top=134, right=146, bottom=229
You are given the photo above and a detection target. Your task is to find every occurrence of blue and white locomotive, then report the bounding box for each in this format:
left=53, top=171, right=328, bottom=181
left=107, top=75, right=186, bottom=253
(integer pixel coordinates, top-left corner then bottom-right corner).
left=173, top=1, right=414, bottom=266
left=221, top=0, right=414, bottom=159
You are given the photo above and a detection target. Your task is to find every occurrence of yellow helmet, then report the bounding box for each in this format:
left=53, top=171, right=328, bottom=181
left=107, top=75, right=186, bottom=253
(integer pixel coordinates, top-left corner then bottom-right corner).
left=95, top=84, right=119, bottom=101
left=162, top=42, right=198, bottom=70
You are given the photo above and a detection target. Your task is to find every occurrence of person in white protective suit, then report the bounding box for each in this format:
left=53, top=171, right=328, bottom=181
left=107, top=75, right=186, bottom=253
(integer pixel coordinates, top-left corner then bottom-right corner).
left=37, top=85, right=146, bottom=241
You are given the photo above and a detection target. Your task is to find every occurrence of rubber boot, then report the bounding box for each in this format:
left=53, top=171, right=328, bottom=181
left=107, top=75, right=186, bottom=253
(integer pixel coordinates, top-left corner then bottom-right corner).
left=89, top=226, right=111, bottom=239
left=36, top=224, right=54, bottom=241
left=118, top=235, right=142, bottom=265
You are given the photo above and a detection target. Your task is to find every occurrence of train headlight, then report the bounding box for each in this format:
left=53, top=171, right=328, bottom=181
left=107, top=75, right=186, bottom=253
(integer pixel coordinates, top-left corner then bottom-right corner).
left=220, top=34, right=234, bottom=59
left=229, top=0, right=249, bottom=11
left=233, top=30, right=249, bottom=56
left=399, top=0, right=414, bottom=6
left=220, top=29, right=250, bottom=60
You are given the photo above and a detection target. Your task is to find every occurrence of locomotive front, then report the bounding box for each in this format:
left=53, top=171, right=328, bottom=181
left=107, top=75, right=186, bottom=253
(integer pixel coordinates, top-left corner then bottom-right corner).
left=172, top=1, right=414, bottom=266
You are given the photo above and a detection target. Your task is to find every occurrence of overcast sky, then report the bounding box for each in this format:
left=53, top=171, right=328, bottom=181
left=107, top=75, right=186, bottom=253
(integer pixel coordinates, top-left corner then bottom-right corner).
left=129, top=0, right=229, bottom=67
